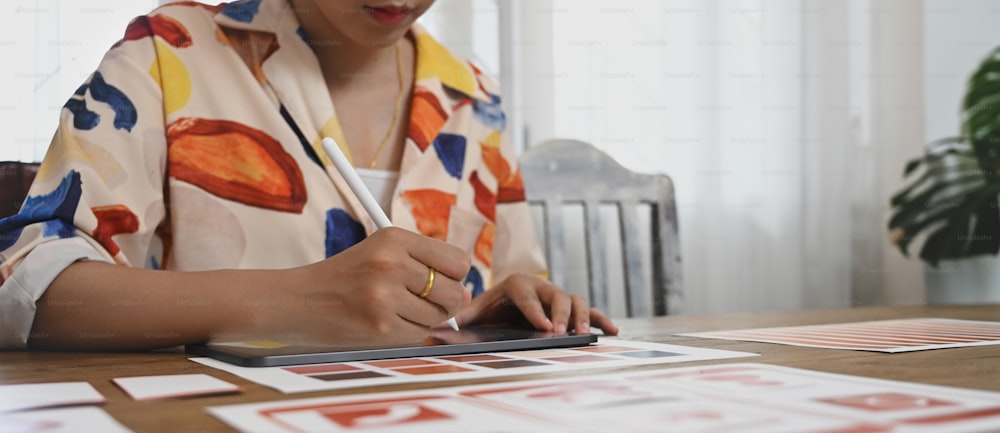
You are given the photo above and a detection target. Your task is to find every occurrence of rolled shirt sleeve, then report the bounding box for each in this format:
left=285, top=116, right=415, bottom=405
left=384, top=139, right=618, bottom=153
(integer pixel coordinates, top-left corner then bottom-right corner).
left=0, top=238, right=112, bottom=349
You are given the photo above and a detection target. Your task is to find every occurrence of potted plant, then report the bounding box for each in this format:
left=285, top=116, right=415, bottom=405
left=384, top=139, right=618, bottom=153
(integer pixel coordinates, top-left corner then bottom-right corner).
left=888, top=44, right=1000, bottom=303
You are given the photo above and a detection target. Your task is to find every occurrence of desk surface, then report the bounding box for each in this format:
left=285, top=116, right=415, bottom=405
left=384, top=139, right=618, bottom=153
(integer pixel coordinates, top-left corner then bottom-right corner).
left=2, top=304, right=998, bottom=432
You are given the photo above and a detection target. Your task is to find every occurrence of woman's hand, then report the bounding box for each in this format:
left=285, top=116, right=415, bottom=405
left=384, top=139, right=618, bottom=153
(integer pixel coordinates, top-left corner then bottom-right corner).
left=260, top=227, right=472, bottom=347
left=453, top=273, right=619, bottom=336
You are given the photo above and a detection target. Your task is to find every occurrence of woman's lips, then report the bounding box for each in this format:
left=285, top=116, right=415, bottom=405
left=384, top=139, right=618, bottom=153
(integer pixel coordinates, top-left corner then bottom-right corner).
left=364, top=5, right=412, bottom=26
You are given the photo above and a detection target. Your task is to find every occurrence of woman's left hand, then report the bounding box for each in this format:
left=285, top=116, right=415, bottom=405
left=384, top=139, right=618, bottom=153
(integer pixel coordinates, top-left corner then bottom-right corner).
left=452, top=273, right=619, bottom=335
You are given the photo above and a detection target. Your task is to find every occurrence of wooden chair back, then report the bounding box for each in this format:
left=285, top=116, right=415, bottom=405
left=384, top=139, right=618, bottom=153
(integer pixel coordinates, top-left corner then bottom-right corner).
left=0, top=162, right=40, bottom=220
left=520, top=139, right=682, bottom=317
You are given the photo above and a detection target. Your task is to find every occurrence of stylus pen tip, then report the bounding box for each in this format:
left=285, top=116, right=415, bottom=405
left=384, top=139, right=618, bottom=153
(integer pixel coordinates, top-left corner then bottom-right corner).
left=446, top=317, right=459, bottom=331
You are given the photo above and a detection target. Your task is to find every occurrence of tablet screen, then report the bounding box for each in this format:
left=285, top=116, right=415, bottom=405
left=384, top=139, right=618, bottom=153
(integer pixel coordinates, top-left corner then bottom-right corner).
left=186, top=328, right=598, bottom=367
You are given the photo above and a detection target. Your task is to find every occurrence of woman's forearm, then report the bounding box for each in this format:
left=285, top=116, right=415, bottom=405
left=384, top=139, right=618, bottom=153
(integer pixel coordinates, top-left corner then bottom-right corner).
left=29, top=261, right=279, bottom=351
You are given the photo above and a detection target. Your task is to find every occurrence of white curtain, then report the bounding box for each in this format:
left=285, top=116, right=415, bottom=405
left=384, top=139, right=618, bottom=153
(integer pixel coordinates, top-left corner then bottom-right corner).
left=504, top=0, right=930, bottom=314
left=0, top=0, right=160, bottom=162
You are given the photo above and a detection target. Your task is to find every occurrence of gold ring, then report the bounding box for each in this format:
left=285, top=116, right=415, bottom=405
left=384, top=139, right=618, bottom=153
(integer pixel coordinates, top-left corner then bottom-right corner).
left=418, top=267, right=435, bottom=298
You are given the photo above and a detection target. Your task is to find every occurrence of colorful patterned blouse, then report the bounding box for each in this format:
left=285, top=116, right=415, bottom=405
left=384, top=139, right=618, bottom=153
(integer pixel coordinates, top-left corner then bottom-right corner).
left=0, top=0, right=546, bottom=348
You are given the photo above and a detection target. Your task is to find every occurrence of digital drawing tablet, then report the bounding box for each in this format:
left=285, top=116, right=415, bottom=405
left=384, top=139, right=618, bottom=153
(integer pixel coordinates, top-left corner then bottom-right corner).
left=186, top=328, right=598, bottom=367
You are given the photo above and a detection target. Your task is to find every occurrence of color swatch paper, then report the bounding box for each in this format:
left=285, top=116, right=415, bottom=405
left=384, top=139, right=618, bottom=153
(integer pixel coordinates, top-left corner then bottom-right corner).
left=191, top=339, right=756, bottom=393
left=678, top=318, right=1000, bottom=352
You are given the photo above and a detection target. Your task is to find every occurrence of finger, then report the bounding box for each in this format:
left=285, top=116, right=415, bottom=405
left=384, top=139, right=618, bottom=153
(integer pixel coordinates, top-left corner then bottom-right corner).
left=404, top=266, right=466, bottom=318
left=461, top=284, right=472, bottom=304
left=393, top=253, right=466, bottom=316
left=546, top=290, right=572, bottom=335
left=588, top=308, right=619, bottom=335
left=358, top=260, right=451, bottom=328
left=392, top=229, right=471, bottom=281
left=379, top=315, right=435, bottom=346
left=569, top=295, right=591, bottom=334
left=451, top=286, right=502, bottom=327
left=395, top=286, right=457, bottom=327
left=508, top=285, right=554, bottom=332
left=339, top=292, right=434, bottom=346
left=418, top=266, right=437, bottom=299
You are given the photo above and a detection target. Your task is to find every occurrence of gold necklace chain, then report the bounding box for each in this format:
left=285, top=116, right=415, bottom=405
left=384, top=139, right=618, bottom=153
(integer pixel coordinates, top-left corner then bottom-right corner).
left=366, top=43, right=404, bottom=169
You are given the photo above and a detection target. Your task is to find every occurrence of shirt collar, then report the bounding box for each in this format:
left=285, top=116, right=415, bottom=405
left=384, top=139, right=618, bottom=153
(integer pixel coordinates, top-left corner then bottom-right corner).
left=409, top=24, right=492, bottom=102
left=214, top=0, right=492, bottom=102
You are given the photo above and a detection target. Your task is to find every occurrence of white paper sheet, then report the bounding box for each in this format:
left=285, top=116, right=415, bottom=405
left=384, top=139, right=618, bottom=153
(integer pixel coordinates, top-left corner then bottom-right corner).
left=0, top=407, right=132, bottom=433
left=112, top=373, right=241, bottom=401
left=0, top=382, right=105, bottom=413
left=209, top=363, right=1000, bottom=433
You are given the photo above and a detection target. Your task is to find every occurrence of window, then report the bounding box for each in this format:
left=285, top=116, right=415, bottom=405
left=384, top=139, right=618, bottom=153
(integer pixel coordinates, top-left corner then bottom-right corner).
left=0, top=0, right=160, bottom=161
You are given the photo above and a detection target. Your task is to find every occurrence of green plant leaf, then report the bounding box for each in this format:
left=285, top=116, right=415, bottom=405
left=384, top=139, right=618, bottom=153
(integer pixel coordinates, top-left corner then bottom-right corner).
left=964, top=49, right=1000, bottom=173
left=919, top=184, right=1000, bottom=266
left=890, top=157, right=982, bottom=204
left=889, top=44, right=1000, bottom=265
left=888, top=175, right=983, bottom=222
left=902, top=157, right=924, bottom=177
left=890, top=179, right=998, bottom=255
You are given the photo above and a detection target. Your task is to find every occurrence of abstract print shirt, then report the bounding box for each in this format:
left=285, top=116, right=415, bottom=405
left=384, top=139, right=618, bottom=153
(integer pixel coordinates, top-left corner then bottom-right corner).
left=0, top=0, right=546, bottom=348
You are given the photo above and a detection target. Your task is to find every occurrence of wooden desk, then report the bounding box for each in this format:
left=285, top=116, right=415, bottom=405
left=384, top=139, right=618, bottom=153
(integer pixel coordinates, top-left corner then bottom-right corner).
left=2, top=304, right=998, bottom=432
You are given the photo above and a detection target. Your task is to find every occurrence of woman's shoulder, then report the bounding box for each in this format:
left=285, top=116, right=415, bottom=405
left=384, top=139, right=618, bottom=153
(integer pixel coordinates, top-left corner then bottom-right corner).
left=124, top=0, right=269, bottom=35
left=107, top=2, right=223, bottom=53
left=141, top=1, right=226, bottom=22
left=149, top=1, right=243, bottom=18
left=110, top=0, right=280, bottom=59
left=144, top=0, right=296, bottom=33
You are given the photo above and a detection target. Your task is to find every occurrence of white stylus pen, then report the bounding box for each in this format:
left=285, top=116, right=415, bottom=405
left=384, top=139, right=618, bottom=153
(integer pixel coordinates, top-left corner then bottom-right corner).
left=321, top=137, right=461, bottom=332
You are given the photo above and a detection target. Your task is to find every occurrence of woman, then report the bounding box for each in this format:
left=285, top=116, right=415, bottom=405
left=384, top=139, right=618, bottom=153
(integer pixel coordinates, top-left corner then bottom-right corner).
left=0, top=0, right=617, bottom=350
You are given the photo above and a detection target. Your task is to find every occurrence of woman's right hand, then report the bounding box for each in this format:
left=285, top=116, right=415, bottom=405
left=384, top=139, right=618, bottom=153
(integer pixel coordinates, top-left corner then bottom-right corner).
left=254, top=227, right=472, bottom=347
